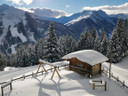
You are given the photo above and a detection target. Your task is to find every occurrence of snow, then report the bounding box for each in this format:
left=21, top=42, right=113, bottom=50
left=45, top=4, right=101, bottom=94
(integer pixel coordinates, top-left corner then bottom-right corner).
left=10, top=27, right=27, bottom=42
left=5, top=67, right=128, bottom=96
left=62, top=50, right=108, bottom=66
left=103, top=56, right=128, bottom=86
left=0, top=65, right=38, bottom=83
left=0, top=59, right=128, bottom=96
left=66, top=15, right=90, bottom=25
left=39, top=59, right=69, bottom=67
left=10, top=44, right=17, bottom=54
left=27, top=31, right=36, bottom=42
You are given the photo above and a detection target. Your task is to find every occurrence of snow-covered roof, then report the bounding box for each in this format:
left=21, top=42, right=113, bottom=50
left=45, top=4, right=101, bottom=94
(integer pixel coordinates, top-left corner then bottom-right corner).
left=62, top=50, right=108, bottom=66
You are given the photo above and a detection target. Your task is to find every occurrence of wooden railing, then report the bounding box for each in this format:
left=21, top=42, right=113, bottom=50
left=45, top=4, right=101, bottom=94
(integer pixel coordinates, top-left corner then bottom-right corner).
left=102, top=67, right=128, bottom=88
left=0, top=65, right=68, bottom=96
left=1, top=80, right=12, bottom=96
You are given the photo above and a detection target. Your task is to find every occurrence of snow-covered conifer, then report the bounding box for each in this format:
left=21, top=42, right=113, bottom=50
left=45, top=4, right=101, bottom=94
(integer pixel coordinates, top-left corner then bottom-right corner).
left=44, top=22, right=60, bottom=62
left=77, top=29, right=91, bottom=50
left=58, top=35, right=76, bottom=56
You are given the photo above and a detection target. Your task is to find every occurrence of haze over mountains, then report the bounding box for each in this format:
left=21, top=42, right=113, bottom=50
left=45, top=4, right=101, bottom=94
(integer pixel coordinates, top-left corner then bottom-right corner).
left=0, top=4, right=127, bottom=54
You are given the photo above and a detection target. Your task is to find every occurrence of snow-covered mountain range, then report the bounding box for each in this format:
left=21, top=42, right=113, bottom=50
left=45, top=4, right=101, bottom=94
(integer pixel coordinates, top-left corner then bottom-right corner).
left=42, top=10, right=121, bottom=37
left=0, top=4, right=127, bottom=55
left=0, top=4, right=77, bottom=54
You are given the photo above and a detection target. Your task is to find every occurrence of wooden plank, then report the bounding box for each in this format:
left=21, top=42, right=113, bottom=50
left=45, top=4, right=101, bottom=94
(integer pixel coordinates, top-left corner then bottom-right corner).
left=51, top=68, right=56, bottom=79
left=70, top=65, right=91, bottom=73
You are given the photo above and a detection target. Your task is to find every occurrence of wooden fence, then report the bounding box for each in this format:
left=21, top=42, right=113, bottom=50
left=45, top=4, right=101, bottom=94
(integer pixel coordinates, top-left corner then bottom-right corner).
left=102, top=67, right=128, bottom=88
left=0, top=65, right=68, bottom=96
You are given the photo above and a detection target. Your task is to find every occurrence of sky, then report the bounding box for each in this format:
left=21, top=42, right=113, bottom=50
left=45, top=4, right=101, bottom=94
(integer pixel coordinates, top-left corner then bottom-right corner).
left=0, top=0, right=128, bottom=15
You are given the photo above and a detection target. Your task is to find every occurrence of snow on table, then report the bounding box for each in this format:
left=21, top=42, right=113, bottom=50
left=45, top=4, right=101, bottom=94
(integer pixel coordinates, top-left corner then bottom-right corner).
left=39, top=59, right=69, bottom=67
left=9, top=67, right=128, bottom=96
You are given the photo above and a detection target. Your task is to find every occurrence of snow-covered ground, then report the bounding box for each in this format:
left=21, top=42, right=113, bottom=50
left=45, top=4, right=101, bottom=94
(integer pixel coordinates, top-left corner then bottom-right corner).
left=0, top=65, right=38, bottom=83
left=0, top=56, right=128, bottom=96
left=4, top=67, right=128, bottom=96
left=103, top=56, right=128, bottom=86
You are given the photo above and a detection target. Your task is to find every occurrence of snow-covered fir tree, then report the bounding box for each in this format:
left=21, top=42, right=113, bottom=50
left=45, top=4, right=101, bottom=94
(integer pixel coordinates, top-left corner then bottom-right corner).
left=99, top=28, right=108, bottom=56
left=44, top=22, right=60, bottom=62
left=91, top=28, right=100, bottom=51
left=91, top=28, right=98, bottom=48
left=117, top=19, right=127, bottom=57
left=107, top=19, right=123, bottom=63
left=123, top=19, right=128, bottom=56
left=26, top=44, right=36, bottom=65
left=77, top=29, right=92, bottom=50
left=58, top=35, right=76, bottom=57
left=0, top=53, right=6, bottom=71
left=34, top=38, right=45, bottom=62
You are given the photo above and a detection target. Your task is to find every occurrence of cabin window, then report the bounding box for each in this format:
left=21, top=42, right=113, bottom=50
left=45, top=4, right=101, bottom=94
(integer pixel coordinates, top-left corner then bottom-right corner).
left=77, top=63, right=83, bottom=68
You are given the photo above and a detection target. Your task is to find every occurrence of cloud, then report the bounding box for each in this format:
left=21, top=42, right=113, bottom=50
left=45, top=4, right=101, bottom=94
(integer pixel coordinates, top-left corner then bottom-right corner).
left=82, top=3, right=128, bottom=14
left=7, top=0, right=33, bottom=5
left=66, top=5, right=71, bottom=8
left=30, top=8, right=67, bottom=18
left=17, top=7, right=34, bottom=13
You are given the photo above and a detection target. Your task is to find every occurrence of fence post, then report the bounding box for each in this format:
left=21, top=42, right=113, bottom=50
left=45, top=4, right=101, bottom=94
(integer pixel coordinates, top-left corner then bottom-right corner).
left=23, top=75, right=25, bottom=79
left=32, top=72, right=34, bottom=76
left=93, top=83, right=95, bottom=90
left=123, top=81, right=125, bottom=87
left=105, top=81, right=107, bottom=91
left=1, top=87, right=4, bottom=96
left=117, top=76, right=119, bottom=82
left=111, top=73, right=113, bottom=77
left=10, top=81, right=12, bottom=90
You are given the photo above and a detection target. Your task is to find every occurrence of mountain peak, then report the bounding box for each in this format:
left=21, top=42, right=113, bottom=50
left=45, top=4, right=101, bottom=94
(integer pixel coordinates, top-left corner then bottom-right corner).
left=0, top=4, right=12, bottom=14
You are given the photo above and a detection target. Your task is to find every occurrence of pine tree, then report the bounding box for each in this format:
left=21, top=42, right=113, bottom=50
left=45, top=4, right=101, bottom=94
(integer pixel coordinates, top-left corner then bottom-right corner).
left=99, top=28, right=108, bottom=55
left=34, top=38, right=45, bottom=62
left=58, top=35, right=76, bottom=56
left=117, top=19, right=126, bottom=57
left=107, top=19, right=123, bottom=63
left=0, top=53, right=6, bottom=71
left=77, top=29, right=91, bottom=50
left=124, top=19, right=128, bottom=56
left=91, top=28, right=100, bottom=51
left=44, top=22, right=60, bottom=62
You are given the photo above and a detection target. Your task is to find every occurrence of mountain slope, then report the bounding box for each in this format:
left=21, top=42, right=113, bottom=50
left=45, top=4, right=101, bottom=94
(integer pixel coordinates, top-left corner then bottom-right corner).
left=43, top=10, right=119, bottom=37
left=0, top=4, right=77, bottom=54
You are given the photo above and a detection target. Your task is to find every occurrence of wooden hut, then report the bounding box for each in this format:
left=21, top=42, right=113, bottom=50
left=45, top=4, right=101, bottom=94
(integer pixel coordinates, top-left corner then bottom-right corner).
left=62, top=50, right=108, bottom=76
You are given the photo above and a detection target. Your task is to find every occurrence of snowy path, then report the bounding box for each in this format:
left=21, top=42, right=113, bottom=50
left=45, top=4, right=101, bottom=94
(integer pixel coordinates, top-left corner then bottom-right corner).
left=0, top=65, right=38, bottom=83
left=103, top=62, right=128, bottom=86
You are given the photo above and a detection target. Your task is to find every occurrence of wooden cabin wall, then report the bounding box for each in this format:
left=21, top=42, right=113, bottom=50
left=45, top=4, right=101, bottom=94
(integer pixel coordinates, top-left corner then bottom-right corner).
left=69, top=58, right=92, bottom=75
left=92, top=63, right=101, bottom=76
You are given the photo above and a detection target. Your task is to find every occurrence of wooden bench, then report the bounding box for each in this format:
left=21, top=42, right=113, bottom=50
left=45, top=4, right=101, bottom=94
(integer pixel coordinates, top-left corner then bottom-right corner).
left=90, top=78, right=107, bottom=91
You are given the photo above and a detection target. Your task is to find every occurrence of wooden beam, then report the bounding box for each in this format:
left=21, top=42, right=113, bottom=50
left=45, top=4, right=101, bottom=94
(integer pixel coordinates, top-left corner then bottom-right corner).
left=36, top=62, right=47, bottom=74
left=51, top=67, right=61, bottom=79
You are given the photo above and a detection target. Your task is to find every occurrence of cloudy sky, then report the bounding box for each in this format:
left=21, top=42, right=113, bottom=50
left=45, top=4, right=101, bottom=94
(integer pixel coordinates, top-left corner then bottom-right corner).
left=0, top=0, right=128, bottom=15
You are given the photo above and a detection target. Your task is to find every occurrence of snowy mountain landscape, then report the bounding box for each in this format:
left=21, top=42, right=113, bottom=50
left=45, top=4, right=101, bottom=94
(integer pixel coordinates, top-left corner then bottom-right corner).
left=0, top=4, right=77, bottom=54
left=0, top=0, right=128, bottom=96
